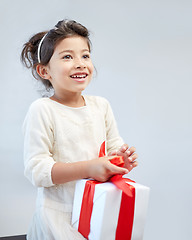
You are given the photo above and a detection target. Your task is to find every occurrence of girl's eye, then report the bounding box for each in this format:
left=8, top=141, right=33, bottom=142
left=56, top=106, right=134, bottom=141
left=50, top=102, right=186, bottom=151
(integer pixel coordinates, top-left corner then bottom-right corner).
left=63, top=55, right=72, bottom=59
left=83, top=54, right=90, bottom=59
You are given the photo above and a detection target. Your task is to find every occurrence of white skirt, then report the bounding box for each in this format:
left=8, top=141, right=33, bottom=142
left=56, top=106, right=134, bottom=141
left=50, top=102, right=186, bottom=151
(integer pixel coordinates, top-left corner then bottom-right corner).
left=27, top=206, right=86, bottom=240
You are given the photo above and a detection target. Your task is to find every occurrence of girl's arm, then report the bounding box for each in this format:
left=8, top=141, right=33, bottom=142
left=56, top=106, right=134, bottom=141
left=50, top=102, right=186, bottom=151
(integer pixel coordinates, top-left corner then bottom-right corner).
left=103, top=98, right=138, bottom=172
left=51, top=156, right=128, bottom=184
left=23, top=100, right=56, bottom=188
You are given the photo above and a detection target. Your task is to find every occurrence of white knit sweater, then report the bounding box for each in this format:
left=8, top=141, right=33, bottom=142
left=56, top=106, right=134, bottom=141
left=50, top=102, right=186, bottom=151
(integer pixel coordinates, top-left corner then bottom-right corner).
left=23, top=95, right=124, bottom=212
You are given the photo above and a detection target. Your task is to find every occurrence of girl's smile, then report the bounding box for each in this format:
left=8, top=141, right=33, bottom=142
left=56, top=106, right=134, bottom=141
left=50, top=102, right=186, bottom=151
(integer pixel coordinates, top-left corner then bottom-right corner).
left=70, top=72, right=89, bottom=82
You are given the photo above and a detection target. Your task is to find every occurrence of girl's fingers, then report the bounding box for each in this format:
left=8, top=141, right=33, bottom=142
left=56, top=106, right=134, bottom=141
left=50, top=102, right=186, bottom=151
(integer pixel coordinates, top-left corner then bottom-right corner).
left=128, top=153, right=138, bottom=162
left=110, top=164, right=129, bottom=175
left=131, top=161, right=138, bottom=168
left=123, top=146, right=136, bottom=157
left=128, top=146, right=136, bottom=155
left=119, top=144, right=129, bottom=153
left=110, top=144, right=135, bottom=157
left=128, top=161, right=138, bottom=171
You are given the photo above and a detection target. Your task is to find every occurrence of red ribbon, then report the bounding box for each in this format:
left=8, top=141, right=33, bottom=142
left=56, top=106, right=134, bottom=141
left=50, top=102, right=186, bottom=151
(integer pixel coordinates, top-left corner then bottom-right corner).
left=78, top=141, right=135, bottom=240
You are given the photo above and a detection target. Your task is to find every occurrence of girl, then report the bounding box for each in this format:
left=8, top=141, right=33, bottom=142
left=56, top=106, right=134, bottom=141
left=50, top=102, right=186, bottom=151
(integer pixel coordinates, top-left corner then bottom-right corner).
left=21, top=19, right=138, bottom=240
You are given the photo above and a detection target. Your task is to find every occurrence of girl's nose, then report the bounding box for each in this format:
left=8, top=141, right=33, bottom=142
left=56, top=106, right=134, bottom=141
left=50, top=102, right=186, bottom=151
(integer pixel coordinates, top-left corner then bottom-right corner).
left=74, top=58, right=86, bottom=69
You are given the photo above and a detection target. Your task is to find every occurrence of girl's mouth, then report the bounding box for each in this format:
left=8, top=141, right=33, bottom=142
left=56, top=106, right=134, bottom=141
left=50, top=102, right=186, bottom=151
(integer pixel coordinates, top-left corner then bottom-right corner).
left=70, top=73, right=88, bottom=83
left=70, top=73, right=88, bottom=79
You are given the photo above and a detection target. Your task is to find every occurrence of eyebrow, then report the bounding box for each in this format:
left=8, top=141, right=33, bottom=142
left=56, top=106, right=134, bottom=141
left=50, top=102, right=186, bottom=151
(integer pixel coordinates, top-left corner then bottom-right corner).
left=59, top=49, right=90, bottom=55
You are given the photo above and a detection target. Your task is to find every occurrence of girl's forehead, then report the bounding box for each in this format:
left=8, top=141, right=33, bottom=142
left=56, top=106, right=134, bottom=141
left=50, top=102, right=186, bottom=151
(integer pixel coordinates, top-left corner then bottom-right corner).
left=55, top=36, right=90, bottom=52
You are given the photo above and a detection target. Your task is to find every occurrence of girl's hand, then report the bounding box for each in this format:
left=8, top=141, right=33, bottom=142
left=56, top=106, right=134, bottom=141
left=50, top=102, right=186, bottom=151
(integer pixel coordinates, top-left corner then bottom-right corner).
left=88, top=156, right=128, bottom=182
left=108, top=144, right=138, bottom=172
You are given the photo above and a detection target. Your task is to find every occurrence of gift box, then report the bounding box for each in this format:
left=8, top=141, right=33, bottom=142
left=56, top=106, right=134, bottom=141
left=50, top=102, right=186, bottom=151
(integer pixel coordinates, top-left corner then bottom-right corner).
left=72, top=142, right=150, bottom=240
left=72, top=177, right=150, bottom=240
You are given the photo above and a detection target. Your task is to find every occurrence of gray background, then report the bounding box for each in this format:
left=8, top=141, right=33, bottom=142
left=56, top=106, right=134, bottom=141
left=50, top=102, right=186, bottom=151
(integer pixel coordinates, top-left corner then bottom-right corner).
left=0, top=0, right=191, bottom=239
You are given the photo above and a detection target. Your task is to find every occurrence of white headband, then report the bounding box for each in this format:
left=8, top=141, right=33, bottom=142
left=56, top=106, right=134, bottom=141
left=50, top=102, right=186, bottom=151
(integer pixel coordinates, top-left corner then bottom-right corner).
left=37, top=27, right=59, bottom=63
left=37, top=33, right=48, bottom=63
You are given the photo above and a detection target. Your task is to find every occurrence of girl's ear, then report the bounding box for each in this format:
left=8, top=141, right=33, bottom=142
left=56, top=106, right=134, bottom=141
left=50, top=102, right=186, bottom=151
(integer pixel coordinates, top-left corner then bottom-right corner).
left=36, top=64, right=51, bottom=80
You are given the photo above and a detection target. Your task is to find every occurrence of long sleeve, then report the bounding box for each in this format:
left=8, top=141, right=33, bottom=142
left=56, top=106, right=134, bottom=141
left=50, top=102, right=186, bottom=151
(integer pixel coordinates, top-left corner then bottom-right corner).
left=102, top=98, right=124, bottom=153
left=23, top=100, right=56, bottom=188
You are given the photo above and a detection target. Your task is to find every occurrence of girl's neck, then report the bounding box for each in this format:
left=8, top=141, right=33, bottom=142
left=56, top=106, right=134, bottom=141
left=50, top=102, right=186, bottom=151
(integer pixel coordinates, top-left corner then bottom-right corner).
left=50, top=93, right=85, bottom=108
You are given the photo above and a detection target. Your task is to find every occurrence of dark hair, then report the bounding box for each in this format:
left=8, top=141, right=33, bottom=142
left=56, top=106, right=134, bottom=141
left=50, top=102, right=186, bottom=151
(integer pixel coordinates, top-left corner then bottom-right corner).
left=21, top=19, right=92, bottom=92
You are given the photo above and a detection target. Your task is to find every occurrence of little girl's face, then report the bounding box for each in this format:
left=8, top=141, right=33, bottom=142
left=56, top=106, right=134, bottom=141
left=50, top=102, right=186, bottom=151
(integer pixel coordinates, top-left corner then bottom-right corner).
left=46, top=36, right=94, bottom=95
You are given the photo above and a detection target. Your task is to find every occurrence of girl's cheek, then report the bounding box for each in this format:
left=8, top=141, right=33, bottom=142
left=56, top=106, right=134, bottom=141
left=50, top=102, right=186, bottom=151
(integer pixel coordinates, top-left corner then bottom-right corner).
left=89, top=63, right=94, bottom=73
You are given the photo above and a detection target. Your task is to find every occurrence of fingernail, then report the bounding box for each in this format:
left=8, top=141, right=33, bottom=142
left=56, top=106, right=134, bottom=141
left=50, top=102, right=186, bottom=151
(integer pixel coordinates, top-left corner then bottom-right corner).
left=126, top=151, right=131, bottom=155
left=128, top=157, right=132, bottom=161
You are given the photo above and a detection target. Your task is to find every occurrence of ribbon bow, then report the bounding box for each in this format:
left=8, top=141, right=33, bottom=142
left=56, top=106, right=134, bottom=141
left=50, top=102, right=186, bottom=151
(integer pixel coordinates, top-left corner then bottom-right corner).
left=100, top=141, right=135, bottom=197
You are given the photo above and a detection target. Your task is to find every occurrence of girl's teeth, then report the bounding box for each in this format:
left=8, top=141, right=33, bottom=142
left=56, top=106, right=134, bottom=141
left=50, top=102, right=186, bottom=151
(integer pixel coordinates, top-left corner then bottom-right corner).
left=71, top=75, right=87, bottom=78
